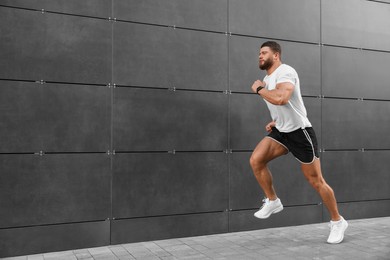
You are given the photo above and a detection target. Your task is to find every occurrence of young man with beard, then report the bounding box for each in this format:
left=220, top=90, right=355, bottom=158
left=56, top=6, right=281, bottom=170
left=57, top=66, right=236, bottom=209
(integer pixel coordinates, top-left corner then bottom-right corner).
left=249, top=41, right=348, bottom=244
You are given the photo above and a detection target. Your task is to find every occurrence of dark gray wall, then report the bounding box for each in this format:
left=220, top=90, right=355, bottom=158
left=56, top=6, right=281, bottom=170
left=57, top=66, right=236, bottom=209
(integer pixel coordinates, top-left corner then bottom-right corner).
left=1, top=0, right=390, bottom=257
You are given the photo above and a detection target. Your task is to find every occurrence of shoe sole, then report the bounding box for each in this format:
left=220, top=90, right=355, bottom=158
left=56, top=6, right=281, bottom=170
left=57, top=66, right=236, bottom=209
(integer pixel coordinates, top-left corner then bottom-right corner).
left=254, top=205, right=283, bottom=219
left=327, top=221, right=349, bottom=244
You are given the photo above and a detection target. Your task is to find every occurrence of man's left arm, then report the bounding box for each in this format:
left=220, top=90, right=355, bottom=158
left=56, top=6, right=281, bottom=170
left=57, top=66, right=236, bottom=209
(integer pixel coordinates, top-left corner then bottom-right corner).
left=251, top=80, right=294, bottom=106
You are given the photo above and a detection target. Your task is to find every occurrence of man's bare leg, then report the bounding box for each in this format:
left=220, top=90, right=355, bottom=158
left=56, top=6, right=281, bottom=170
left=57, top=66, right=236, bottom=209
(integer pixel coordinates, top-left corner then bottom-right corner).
left=301, top=159, right=340, bottom=221
left=250, top=137, right=288, bottom=200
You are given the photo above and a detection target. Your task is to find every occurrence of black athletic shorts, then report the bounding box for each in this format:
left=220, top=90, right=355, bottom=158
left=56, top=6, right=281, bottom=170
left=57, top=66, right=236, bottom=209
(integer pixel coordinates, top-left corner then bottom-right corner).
left=267, top=127, right=319, bottom=164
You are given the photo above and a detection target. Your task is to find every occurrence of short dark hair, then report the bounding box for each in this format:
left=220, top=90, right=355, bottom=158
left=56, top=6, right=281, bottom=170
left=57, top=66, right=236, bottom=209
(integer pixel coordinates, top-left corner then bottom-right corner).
left=261, top=41, right=282, bottom=57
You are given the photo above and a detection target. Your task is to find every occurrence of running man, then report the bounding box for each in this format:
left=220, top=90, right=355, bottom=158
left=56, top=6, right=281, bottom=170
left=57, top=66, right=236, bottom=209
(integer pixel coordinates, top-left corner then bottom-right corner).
left=249, top=41, right=348, bottom=244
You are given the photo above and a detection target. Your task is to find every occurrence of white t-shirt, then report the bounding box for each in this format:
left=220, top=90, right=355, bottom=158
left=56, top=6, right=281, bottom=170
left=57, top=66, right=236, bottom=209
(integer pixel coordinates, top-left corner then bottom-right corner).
left=263, top=64, right=312, bottom=133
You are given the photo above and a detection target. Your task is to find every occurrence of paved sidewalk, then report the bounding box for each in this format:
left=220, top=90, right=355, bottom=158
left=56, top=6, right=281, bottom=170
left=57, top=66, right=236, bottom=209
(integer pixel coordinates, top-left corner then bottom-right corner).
left=3, top=217, right=390, bottom=260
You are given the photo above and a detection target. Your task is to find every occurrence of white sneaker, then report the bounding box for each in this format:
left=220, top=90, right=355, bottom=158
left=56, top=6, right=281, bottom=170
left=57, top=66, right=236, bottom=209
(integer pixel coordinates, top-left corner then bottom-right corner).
left=327, top=216, right=348, bottom=244
left=254, top=198, right=283, bottom=219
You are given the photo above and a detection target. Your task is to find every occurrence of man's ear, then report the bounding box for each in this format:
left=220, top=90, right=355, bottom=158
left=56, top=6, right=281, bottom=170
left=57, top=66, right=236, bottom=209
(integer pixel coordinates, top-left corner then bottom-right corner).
left=274, top=52, right=280, bottom=61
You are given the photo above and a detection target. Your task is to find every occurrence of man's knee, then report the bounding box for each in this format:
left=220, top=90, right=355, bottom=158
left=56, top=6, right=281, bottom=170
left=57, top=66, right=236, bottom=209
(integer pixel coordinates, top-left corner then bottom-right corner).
left=306, top=175, right=325, bottom=191
left=250, top=152, right=266, bottom=170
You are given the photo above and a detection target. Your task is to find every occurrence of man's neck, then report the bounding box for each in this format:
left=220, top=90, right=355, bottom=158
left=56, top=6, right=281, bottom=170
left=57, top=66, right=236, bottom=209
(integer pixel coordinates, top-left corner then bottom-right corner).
left=266, top=61, right=282, bottom=75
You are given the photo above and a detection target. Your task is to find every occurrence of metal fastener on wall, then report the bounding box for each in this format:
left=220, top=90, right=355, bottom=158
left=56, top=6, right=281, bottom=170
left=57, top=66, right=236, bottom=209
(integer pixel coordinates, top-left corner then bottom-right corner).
left=36, top=80, right=45, bottom=84
left=34, top=151, right=44, bottom=156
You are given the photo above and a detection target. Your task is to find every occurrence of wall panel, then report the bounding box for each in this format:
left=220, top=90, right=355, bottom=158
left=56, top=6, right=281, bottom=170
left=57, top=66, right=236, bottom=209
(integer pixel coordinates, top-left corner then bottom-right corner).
left=0, top=81, right=42, bottom=153
left=323, top=200, right=390, bottom=221
left=229, top=36, right=321, bottom=96
left=40, top=84, right=110, bottom=152
left=112, top=152, right=228, bottom=218
left=0, top=8, right=45, bottom=80
left=111, top=212, right=228, bottom=245
left=322, top=46, right=390, bottom=99
left=229, top=0, right=320, bottom=43
left=322, top=151, right=390, bottom=202
left=113, top=22, right=227, bottom=91
left=0, top=154, right=110, bottom=228
left=113, top=0, right=227, bottom=32
left=0, top=221, right=110, bottom=258
left=40, top=13, right=111, bottom=84
left=171, top=29, right=228, bottom=91
left=0, top=7, right=111, bottom=83
left=113, top=22, right=174, bottom=88
left=113, top=87, right=228, bottom=151
left=322, top=99, right=390, bottom=150
left=322, top=0, right=390, bottom=51
left=230, top=93, right=271, bottom=150
left=0, top=81, right=110, bottom=153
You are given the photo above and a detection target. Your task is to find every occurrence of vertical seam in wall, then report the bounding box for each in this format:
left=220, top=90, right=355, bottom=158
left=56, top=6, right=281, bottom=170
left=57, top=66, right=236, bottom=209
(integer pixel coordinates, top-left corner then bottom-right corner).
left=227, top=0, right=231, bottom=232
left=110, top=0, right=114, bottom=245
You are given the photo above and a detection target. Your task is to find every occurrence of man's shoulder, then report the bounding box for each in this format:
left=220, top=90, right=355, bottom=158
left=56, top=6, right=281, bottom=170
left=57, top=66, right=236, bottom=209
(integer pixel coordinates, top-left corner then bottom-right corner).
left=279, top=64, right=297, bottom=74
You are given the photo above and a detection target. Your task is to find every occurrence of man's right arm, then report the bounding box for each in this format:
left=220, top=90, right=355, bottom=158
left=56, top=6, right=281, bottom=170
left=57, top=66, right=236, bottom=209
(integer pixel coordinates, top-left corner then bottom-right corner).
left=266, top=121, right=276, bottom=132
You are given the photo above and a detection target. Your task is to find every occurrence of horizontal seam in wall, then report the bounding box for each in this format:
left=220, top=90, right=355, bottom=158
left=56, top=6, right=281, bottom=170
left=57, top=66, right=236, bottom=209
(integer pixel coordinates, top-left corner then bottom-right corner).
left=0, top=4, right=108, bottom=21
left=113, top=210, right=226, bottom=221
left=0, top=219, right=109, bottom=231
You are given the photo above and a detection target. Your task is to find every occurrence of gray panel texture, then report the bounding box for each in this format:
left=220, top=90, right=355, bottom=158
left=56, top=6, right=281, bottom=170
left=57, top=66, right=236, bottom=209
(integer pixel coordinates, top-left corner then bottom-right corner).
left=0, top=8, right=111, bottom=83
left=0, top=154, right=111, bottom=228
left=112, top=153, right=228, bottom=218
left=0, top=81, right=42, bottom=153
left=39, top=13, right=111, bottom=84
left=113, top=88, right=228, bottom=151
left=0, top=8, right=45, bottom=80
left=321, top=0, right=363, bottom=48
left=322, top=46, right=390, bottom=100
left=113, top=0, right=227, bottom=32
left=229, top=205, right=322, bottom=232
left=322, top=151, right=390, bottom=202
left=0, top=0, right=111, bottom=18
left=229, top=36, right=321, bottom=96
left=113, top=22, right=227, bottom=91
left=0, top=221, right=110, bottom=258
left=113, top=22, right=174, bottom=88
left=230, top=152, right=321, bottom=211
left=322, top=99, right=390, bottom=150
left=40, top=83, right=110, bottom=152
left=229, top=0, right=320, bottom=43
left=171, top=29, right=228, bottom=91
left=322, top=0, right=390, bottom=51
left=323, top=200, right=390, bottom=221
left=304, top=97, right=322, bottom=149
left=230, top=95, right=321, bottom=150
left=230, top=93, right=272, bottom=150
left=0, top=81, right=110, bottom=153
left=111, top=212, right=228, bottom=245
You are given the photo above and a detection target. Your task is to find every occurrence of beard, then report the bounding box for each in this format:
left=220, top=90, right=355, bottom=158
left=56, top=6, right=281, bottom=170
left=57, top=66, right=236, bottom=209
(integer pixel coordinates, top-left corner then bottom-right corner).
left=259, top=58, right=273, bottom=70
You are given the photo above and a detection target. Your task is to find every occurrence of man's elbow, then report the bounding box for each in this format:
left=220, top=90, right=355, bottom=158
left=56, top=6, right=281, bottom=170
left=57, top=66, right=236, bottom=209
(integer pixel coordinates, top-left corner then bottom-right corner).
left=275, top=98, right=289, bottom=106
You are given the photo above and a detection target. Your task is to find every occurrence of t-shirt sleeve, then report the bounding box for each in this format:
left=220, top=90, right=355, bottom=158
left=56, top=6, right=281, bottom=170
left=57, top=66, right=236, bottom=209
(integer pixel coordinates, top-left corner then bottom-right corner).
left=276, top=68, right=296, bottom=86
